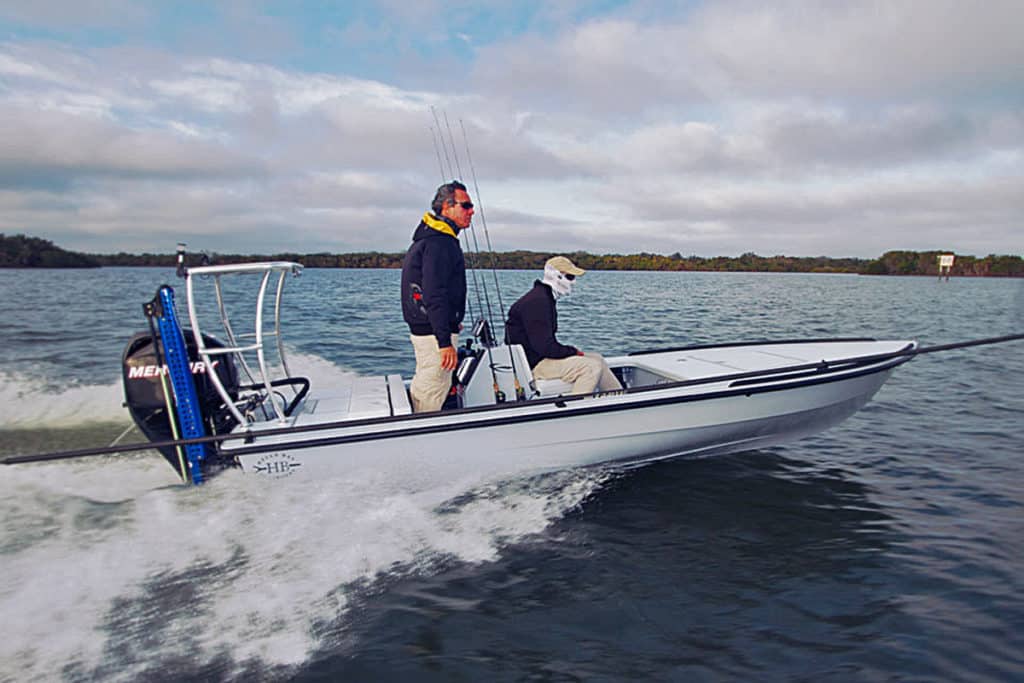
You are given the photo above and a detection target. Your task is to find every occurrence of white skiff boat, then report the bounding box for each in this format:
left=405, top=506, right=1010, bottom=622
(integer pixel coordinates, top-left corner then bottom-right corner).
left=117, top=261, right=916, bottom=484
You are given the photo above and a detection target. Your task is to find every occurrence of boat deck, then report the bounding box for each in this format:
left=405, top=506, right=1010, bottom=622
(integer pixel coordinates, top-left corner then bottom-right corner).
left=297, top=374, right=410, bottom=423
left=628, top=340, right=912, bottom=383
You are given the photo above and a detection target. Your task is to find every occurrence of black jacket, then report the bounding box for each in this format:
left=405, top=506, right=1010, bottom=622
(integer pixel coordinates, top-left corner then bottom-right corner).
left=505, top=281, right=578, bottom=368
left=400, top=214, right=466, bottom=347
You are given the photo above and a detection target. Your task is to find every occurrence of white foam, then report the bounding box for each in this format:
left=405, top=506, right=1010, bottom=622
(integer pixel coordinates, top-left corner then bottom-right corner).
left=0, top=371, right=127, bottom=428
left=0, top=349, right=362, bottom=430
left=0, top=455, right=610, bottom=681
left=0, top=350, right=610, bottom=678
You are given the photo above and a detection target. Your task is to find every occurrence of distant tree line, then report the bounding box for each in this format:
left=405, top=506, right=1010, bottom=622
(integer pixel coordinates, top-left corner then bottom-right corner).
left=1, top=233, right=1021, bottom=276
left=0, top=234, right=100, bottom=268
left=859, top=250, right=1024, bottom=277
left=91, top=250, right=409, bottom=269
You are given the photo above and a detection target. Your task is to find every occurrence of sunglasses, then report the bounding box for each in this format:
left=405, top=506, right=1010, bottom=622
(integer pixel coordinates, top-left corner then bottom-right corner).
left=453, top=201, right=474, bottom=209
left=564, top=273, right=576, bottom=281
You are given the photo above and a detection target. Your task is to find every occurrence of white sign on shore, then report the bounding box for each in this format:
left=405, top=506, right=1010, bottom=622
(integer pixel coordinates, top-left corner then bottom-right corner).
left=938, top=253, right=955, bottom=280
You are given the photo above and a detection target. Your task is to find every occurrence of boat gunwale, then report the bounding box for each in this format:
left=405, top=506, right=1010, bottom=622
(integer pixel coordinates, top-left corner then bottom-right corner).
left=628, top=337, right=879, bottom=356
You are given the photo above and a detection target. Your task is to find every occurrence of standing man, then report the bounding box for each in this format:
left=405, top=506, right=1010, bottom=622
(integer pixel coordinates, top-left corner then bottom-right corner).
left=401, top=181, right=474, bottom=412
left=506, top=256, right=623, bottom=395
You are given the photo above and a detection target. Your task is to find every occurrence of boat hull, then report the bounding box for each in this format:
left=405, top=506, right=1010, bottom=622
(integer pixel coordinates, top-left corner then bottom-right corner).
left=228, top=355, right=901, bottom=484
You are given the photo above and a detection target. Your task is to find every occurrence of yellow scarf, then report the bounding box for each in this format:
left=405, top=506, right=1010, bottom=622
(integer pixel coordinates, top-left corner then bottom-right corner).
left=422, top=212, right=458, bottom=238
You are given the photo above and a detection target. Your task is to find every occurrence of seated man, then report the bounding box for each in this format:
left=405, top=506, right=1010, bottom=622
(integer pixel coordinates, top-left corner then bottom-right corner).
left=505, top=256, right=623, bottom=396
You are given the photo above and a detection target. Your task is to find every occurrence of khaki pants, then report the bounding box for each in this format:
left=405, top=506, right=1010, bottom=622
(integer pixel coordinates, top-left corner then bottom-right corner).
left=409, top=333, right=459, bottom=413
left=533, top=352, right=623, bottom=395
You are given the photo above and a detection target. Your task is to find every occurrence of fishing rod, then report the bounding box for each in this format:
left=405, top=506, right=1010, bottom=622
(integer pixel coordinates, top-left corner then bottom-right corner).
left=5, top=332, right=1021, bottom=467
left=459, top=118, right=526, bottom=401
left=459, top=119, right=507, bottom=317
left=430, top=108, right=502, bottom=403
left=429, top=106, right=455, bottom=183
left=434, top=109, right=486, bottom=327
left=431, top=108, right=487, bottom=327
left=439, top=110, right=497, bottom=331
left=628, top=332, right=1024, bottom=358
left=443, top=111, right=511, bottom=401
left=430, top=121, right=482, bottom=329
left=433, top=107, right=507, bottom=403
left=428, top=124, right=447, bottom=183
left=440, top=111, right=491, bottom=325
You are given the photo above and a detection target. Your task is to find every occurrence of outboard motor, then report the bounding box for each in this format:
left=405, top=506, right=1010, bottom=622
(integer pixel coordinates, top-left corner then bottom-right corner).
left=122, top=330, right=239, bottom=475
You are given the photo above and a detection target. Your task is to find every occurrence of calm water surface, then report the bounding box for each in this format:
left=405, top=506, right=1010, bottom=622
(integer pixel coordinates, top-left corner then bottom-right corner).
left=1, top=268, right=1022, bottom=682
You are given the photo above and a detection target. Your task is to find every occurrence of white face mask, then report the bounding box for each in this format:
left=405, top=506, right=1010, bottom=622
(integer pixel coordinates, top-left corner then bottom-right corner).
left=542, top=264, right=574, bottom=299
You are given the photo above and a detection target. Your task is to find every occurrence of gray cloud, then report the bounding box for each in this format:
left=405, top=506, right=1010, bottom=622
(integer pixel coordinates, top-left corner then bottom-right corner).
left=472, top=2, right=1024, bottom=113
left=0, top=2, right=1021, bottom=259
left=690, top=0, right=1024, bottom=100
left=472, top=21, right=710, bottom=117
left=0, top=105, right=261, bottom=186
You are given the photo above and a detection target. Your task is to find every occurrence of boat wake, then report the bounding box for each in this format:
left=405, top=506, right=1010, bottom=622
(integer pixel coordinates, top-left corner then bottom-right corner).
left=0, top=447, right=610, bottom=681
left=0, top=351, right=614, bottom=679
left=0, top=369, right=127, bottom=429
left=0, top=351, right=363, bottom=431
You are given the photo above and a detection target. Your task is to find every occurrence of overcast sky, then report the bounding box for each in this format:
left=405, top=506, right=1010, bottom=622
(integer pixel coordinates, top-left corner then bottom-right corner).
left=0, top=1, right=1021, bottom=258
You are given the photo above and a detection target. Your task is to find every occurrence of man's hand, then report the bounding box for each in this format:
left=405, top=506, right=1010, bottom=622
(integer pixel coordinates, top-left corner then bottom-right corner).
left=440, top=345, right=458, bottom=371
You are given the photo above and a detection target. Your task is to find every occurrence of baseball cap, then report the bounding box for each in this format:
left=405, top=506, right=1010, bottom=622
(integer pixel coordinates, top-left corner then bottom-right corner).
left=545, top=256, right=585, bottom=276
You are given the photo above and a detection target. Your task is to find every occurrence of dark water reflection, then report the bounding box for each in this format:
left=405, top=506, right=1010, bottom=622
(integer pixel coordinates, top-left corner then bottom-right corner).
left=301, top=455, right=937, bottom=681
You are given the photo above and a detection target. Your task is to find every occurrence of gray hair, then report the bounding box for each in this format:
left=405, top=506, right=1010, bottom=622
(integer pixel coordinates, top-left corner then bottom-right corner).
left=431, top=181, right=468, bottom=215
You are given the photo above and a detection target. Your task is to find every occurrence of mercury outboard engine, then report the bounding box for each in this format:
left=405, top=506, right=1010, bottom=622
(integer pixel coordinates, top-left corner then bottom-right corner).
left=122, top=330, right=239, bottom=475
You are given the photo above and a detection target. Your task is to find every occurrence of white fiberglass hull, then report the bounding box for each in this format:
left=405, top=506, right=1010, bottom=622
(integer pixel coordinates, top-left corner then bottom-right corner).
left=225, top=340, right=913, bottom=483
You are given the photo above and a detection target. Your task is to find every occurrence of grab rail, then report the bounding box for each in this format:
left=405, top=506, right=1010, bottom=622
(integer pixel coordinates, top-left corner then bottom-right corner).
left=184, top=261, right=304, bottom=426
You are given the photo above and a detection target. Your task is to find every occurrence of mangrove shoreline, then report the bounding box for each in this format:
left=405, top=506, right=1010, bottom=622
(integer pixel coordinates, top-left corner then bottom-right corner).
left=2, top=233, right=1021, bottom=277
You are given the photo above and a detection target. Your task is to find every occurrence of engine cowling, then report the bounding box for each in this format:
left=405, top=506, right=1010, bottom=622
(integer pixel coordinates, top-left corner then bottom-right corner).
left=121, top=330, right=238, bottom=472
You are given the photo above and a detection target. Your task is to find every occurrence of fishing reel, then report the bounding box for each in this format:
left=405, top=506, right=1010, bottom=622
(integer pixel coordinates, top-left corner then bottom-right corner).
left=455, top=337, right=480, bottom=386
left=471, top=317, right=497, bottom=347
